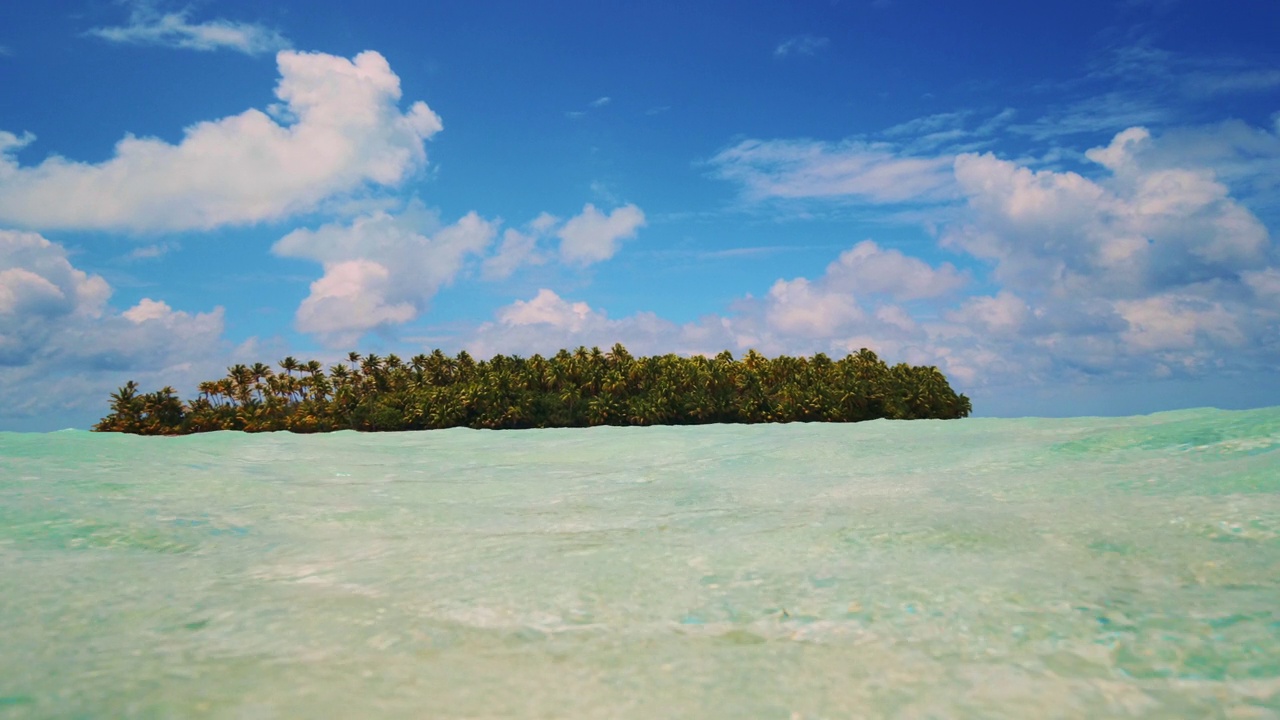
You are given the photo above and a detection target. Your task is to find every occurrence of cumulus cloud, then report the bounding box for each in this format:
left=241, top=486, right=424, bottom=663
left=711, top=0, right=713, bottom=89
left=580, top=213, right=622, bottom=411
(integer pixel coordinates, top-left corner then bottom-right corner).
left=273, top=203, right=497, bottom=347
left=497, top=289, right=597, bottom=332
left=462, top=281, right=960, bottom=386
left=273, top=200, right=647, bottom=346
left=0, top=231, right=229, bottom=429
left=86, top=2, right=290, bottom=55
left=467, top=125, right=1279, bottom=398
left=482, top=228, right=546, bottom=281
left=1114, top=294, right=1244, bottom=353
left=764, top=278, right=864, bottom=338
left=823, top=240, right=966, bottom=299
left=931, top=125, right=1279, bottom=385
left=482, top=204, right=647, bottom=276
left=469, top=289, right=733, bottom=359
left=1083, top=119, right=1280, bottom=212
left=480, top=212, right=559, bottom=280
left=710, top=138, right=955, bottom=203
left=0, top=50, right=442, bottom=232
left=736, top=239, right=965, bottom=348
left=0, top=232, right=110, bottom=362
left=948, top=130, right=1269, bottom=300
left=944, top=291, right=1031, bottom=337
left=465, top=238, right=967, bottom=371
left=556, top=203, right=646, bottom=265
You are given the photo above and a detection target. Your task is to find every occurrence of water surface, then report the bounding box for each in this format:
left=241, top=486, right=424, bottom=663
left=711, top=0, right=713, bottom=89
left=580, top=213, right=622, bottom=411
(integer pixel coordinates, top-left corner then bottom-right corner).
left=2, top=408, right=1278, bottom=718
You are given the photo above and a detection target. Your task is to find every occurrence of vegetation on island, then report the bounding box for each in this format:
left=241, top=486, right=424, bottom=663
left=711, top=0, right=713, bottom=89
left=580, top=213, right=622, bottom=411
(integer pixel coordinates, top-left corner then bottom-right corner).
left=93, top=344, right=971, bottom=434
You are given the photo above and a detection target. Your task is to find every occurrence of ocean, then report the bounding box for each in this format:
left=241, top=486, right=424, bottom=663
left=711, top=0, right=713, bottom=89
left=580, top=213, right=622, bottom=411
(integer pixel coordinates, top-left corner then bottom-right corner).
left=2, top=408, right=1278, bottom=718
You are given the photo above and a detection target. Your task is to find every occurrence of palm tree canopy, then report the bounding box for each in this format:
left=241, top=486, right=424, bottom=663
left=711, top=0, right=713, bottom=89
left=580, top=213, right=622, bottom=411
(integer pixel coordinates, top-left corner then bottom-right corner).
left=95, top=345, right=970, bottom=434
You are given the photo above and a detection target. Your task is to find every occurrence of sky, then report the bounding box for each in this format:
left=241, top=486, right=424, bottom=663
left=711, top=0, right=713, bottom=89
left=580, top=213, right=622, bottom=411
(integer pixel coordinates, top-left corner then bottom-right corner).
left=1, top=0, right=1279, bottom=430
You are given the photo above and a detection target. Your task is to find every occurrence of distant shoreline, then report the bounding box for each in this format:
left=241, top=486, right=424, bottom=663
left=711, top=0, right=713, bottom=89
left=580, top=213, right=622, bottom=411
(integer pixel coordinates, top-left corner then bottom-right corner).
left=94, top=345, right=971, bottom=435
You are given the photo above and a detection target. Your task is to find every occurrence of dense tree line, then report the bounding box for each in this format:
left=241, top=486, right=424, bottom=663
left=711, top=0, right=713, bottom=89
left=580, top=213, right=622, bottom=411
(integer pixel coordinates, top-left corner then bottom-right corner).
left=93, top=344, right=971, bottom=434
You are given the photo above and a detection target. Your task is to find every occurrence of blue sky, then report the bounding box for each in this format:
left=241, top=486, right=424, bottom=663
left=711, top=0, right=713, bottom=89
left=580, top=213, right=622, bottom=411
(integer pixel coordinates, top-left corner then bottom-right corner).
left=2, top=0, right=1279, bottom=430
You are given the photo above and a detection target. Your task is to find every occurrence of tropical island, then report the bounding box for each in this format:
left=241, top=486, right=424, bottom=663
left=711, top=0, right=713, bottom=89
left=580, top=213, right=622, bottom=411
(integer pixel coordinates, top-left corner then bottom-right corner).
left=93, top=345, right=972, bottom=434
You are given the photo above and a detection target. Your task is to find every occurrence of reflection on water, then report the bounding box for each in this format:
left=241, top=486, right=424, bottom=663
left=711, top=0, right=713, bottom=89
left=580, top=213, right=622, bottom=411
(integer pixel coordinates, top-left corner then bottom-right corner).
left=1, top=408, right=1279, bottom=718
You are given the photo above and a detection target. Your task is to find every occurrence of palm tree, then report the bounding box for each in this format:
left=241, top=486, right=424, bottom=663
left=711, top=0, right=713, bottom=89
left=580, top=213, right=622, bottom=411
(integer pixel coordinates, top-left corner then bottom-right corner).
left=94, top=381, right=143, bottom=432
left=98, top=345, right=969, bottom=434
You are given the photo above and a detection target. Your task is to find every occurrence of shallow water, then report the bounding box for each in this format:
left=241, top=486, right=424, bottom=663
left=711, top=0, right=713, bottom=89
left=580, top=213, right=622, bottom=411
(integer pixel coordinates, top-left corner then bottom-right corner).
left=2, top=408, right=1279, bottom=719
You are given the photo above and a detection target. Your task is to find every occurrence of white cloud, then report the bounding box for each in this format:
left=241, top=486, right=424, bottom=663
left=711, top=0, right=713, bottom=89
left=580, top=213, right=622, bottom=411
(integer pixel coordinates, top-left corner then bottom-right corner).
left=874, top=108, right=1018, bottom=156
left=482, top=228, right=545, bottom=280
left=0, top=231, right=229, bottom=429
left=724, top=240, right=965, bottom=348
left=947, top=132, right=1269, bottom=299
left=481, top=203, right=650, bottom=279
left=274, top=200, right=647, bottom=345
left=497, top=289, right=596, bottom=332
left=529, top=212, right=559, bottom=233
left=273, top=203, right=497, bottom=346
left=292, top=260, right=418, bottom=346
left=1010, top=90, right=1172, bottom=142
left=710, top=138, right=955, bottom=203
left=557, top=203, right=646, bottom=265
left=467, top=125, right=1279, bottom=398
left=765, top=278, right=863, bottom=338
left=1115, top=294, right=1243, bottom=353
left=480, top=212, right=559, bottom=280
left=926, top=125, right=1280, bottom=386
left=774, top=35, right=829, bottom=58
left=823, top=240, right=966, bottom=299
left=0, top=50, right=442, bottom=232
left=122, top=297, right=173, bottom=323
left=463, top=282, right=964, bottom=387
left=466, top=237, right=967, bottom=372
left=126, top=241, right=177, bottom=261
left=881, top=112, right=973, bottom=139
left=0, top=131, right=32, bottom=155
left=1083, top=119, right=1280, bottom=212
left=0, top=231, right=109, bottom=331
left=944, top=291, right=1031, bottom=337
left=1243, top=267, right=1280, bottom=299
left=469, top=289, right=733, bottom=359
left=87, top=2, right=290, bottom=55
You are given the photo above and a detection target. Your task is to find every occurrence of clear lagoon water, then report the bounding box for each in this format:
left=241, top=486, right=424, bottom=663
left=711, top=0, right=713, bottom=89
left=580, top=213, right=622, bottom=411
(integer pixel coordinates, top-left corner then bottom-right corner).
left=2, top=408, right=1278, bottom=719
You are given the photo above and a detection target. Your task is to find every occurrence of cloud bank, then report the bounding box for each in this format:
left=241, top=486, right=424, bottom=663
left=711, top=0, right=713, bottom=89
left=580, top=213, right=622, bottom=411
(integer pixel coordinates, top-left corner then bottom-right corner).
left=469, top=125, right=1278, bottom=397
left=0, top=231, right=231, bottom=429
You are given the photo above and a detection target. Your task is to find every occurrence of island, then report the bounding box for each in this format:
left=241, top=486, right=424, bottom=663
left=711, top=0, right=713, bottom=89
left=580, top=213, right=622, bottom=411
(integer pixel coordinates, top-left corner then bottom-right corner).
left=94, top=344, right=972, bottom=434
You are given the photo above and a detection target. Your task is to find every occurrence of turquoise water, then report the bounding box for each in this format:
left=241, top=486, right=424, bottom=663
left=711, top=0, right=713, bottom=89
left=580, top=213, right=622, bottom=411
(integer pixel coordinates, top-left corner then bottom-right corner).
left=1, top=408, right=1278, bottom=719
